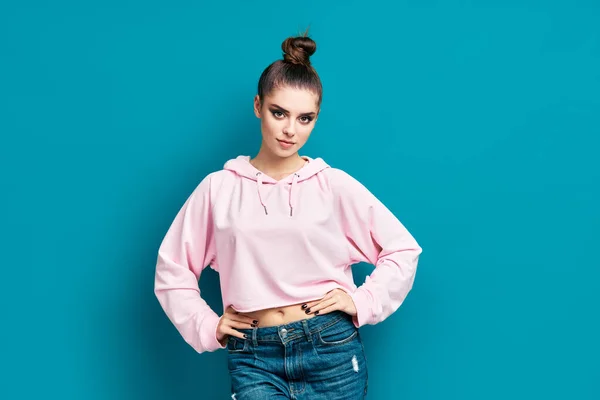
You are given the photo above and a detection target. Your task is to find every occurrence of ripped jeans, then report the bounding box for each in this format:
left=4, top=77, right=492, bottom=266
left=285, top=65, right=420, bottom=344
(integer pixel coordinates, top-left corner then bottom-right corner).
left=226, top=310, right=368, bottom=399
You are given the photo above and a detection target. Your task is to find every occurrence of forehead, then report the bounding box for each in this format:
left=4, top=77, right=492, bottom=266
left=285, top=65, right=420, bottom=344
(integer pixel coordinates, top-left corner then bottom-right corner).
left=265, top=86, right=319, bottom=112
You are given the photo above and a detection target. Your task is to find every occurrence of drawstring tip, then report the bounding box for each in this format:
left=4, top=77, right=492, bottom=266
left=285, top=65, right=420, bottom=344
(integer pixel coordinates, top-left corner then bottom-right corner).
left=290, top=207, right=293, bottom=217
left=263, top=206, right=268, bottom=215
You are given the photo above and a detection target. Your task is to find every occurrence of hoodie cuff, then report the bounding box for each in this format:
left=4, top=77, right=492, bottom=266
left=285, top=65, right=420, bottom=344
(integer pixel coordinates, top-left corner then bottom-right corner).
left=344, top=287, right=372, bottom=328
left=201, top=312, right=226, bottom=352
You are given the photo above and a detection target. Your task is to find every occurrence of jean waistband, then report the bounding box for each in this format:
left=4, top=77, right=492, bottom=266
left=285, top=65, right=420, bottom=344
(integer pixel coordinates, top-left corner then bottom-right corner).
left=236, top=310, right=354, bottom=343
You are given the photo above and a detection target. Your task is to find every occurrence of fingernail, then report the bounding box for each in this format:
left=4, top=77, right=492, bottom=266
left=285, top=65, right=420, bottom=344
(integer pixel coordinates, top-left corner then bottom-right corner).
left=244, top=334, right=248, bottom=338
left=251, top=323, right=257, bottom=328
left=314, top=311, right=319, bottom=315
left=301, top=304, right=307, bottom=309
left=253, top=320, right=258, bottom=324
left=305, top=308, right=311, bottom=314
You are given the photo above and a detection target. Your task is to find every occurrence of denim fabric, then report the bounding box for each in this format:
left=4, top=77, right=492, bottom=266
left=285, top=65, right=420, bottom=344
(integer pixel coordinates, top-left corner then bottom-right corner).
left=226, top=310, right=368, bottom=399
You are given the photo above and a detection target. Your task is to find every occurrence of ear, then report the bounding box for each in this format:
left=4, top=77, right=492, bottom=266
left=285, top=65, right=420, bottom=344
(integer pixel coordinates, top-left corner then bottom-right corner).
left=253, top=95, right=261, bottom=118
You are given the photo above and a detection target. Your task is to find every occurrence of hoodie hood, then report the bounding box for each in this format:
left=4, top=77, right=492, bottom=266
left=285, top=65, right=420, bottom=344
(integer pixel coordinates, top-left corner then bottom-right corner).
left=223, top=155, right=330, bottom=216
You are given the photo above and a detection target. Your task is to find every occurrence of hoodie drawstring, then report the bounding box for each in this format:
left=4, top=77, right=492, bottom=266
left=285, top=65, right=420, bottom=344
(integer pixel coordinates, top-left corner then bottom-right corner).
left=256, top=172, right=300, bottom=217
left=256, top=172, right=268, bottom=215
left=289, top=173, right=299, bottom=217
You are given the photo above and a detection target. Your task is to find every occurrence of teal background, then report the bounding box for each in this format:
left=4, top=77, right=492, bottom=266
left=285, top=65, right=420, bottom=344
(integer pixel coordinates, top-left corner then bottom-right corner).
left=1, top=1, right=598, bottom=399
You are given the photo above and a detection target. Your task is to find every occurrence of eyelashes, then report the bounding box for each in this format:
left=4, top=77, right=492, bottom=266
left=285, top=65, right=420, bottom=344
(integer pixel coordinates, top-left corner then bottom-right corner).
left=270, top=110, right=314, bottom=124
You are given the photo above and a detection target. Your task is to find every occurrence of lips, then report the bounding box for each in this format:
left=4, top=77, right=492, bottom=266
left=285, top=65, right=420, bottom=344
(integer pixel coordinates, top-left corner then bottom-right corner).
left=277, top=139, right=295, bottom=145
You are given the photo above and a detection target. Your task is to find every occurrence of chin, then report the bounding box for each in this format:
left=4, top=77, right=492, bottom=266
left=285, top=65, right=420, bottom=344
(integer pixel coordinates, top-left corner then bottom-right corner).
left=267, top=142, right=295, bottom=157
left=274, top=148, right=296, bottom=158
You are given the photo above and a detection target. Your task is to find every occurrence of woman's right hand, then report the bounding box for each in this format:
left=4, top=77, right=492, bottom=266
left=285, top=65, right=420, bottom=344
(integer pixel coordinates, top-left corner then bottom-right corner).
left=216, top=306, right=259, bottom=346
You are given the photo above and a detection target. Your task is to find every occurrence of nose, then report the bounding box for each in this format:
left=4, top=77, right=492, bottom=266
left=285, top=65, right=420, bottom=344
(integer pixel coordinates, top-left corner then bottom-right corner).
left=283, top=120, right=296, bottom=137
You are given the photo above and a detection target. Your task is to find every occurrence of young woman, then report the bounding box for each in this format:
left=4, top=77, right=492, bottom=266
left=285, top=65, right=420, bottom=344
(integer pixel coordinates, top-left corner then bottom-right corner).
left=154, top=32, right=423, bottom=399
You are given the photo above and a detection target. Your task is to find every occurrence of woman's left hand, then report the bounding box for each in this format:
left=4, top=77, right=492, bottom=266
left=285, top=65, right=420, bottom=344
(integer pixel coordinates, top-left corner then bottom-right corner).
left=301, top=288, right=357, bottom=317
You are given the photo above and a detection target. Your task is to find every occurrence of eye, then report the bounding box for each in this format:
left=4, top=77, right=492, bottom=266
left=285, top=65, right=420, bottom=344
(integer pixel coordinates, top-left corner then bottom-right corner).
left=300, top=116, right=314, bottom=124
left=271, top=111, right=284, bottom=118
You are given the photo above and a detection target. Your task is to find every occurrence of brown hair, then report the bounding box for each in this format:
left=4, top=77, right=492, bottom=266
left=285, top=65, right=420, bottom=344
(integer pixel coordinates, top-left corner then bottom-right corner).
left=257, top=29, right=323, bottom=109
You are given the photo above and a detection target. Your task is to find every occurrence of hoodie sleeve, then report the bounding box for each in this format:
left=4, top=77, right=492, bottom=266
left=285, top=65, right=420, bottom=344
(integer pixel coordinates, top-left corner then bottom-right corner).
left=330, top=169, right=423, bottom=328
left=154, top=173, right=226, bottom=353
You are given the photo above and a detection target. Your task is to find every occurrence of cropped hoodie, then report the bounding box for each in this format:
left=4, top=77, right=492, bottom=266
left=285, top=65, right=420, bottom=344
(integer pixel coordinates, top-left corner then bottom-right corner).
left=154, top=155, right=422, bottom=353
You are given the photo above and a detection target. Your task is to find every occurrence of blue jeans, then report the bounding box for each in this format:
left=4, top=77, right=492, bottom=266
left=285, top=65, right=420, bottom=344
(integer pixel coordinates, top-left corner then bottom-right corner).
left=226, top=310, right=369, bottom=399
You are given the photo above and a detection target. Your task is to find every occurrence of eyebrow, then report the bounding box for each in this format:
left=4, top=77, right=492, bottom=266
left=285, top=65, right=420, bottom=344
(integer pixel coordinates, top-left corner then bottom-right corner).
left=269, top=103, right=317, bottom=117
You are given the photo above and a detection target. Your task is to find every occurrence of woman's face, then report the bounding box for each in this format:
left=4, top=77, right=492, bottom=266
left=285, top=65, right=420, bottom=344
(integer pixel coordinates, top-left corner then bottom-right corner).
left=254, top=86, right=319, bottom=158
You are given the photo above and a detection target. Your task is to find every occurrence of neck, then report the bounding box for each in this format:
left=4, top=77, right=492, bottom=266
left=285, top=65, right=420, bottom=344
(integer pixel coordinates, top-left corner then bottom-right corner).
left=251, top=147, right=305, bottom=177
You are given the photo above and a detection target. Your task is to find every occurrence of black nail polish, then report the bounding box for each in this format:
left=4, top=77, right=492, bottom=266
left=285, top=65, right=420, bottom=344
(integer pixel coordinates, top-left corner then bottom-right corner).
left=301, top=304, right=307, bottom=309
left=305, top=308, right=311, bottom=314
left=244, top=334, right=248, bottom=338
left=251, top=323, right=257, bottom=328
left=314, top=311, right=319, bottom=315
left=253, top=320, right=258, bottom=324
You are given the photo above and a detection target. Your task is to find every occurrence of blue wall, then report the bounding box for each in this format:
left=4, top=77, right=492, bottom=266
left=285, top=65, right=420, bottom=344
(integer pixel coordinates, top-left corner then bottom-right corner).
left=1, top=1, right=598, bottom=399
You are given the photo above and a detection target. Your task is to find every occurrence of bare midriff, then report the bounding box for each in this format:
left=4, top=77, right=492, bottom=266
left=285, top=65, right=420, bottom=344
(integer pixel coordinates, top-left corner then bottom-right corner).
left=237, top=301, right=316, bottom=328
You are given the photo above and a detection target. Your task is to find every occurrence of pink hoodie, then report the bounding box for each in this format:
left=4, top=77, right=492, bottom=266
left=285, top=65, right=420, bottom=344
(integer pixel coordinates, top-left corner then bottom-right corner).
left=154, top=155, right=422, bottom=353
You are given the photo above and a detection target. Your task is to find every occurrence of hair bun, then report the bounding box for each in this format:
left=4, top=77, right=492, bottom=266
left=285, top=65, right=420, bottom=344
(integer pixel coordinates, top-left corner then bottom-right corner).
left=281, top=36, right=316, bottom=67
